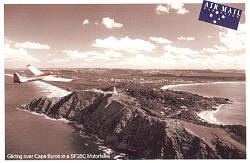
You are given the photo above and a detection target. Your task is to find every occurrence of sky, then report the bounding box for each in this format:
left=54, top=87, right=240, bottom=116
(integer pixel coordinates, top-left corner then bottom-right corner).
left=4, top=3, right=246, bottom=69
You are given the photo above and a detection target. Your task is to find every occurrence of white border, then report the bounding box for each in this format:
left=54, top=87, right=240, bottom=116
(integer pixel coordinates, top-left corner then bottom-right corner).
left=2, top=0, right=249, bottom=4
left=0, top=0, right=5, bottom=163
left=0, top=0, right=249, bottom=162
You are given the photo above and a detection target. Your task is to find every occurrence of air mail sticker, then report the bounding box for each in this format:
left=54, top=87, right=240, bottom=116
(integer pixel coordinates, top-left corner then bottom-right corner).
left=199, top=0, right=242, bottom=30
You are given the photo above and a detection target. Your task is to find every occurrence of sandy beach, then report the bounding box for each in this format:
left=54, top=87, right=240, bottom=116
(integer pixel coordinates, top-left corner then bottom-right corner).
left=161, top=82, right=208, bottom=90
left=161, top=81, right=245, bottom=90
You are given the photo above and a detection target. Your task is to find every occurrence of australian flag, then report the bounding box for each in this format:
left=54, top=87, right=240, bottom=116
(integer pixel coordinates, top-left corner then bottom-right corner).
left=198, top=0, right=242, bottom=30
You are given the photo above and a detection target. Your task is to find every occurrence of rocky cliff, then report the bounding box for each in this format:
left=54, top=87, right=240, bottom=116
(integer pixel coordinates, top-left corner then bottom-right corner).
left=19, top=89, right=246, bottom=159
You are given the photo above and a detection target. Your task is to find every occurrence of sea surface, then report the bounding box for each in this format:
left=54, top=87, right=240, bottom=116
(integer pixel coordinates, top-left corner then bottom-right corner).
left=5, top=75, right=120, bottom=160
left=163, top=82, right=246, bottom=126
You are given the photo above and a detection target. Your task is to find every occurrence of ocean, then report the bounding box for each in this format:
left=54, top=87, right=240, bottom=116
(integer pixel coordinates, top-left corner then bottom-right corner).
left=162, top=82, right=246, bottom=126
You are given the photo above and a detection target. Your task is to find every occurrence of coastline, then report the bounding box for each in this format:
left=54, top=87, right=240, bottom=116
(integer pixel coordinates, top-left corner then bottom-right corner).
left=161, top=81, right=245, bottom=125
left=161, top=81, right=245, bottom=90
left=161, top=82, right=207, bottom=90
left=17, top=106, right=70, bottom=123
left=197, top=104, right=225, bottom=125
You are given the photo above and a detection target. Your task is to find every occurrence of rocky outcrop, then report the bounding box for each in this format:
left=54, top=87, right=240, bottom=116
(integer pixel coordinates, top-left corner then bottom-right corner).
left=19, top=90, right=246, bottom=159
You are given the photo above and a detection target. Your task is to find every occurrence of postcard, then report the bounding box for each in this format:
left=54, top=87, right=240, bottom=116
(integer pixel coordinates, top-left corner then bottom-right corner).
left=2, top=0, right=247, bottom=160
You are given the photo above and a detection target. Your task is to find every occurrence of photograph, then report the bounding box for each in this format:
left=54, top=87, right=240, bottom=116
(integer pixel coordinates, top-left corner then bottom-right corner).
left=3, top=1, right=246, bottom=160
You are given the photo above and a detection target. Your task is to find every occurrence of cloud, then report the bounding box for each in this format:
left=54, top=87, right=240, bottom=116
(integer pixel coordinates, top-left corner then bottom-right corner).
left=15, top=41, right=50, bottom=50
left=92, top=36, right=156, bottom=53
left=4, top=44, right=39, bottom=61
left=116, top=52, right=244, bottom=70
left=169, top=2, right=189, bottom=14
left=48, top=45, right=244, bottom=69
left=164, top=44, right=199, bottom=55
left=103, top=50, right=123, bottom=58
left=101, top=17, right=123, bottom=29
left=82, top=19, right=90, bottom=26
left=177, top=36, right=195, bottom=41
left=48, top=58, right=70, bottom=63
left=4, top=43, right=40, bottom=67
left=149, top=37, right=172, bottom=44
left=62, top=50, right=91, bottom=60
left=219, top=23, right=246, bottom=51
left=202, top=45, right=228, bottom=54
left=202, top=24, right=246, bottom=55
left=208, top=35, right=213, bottom=39
left=156, top=2, right=189, bottom=15
left=155, top=5, right=169, bottom=14
left=62, top=49, right=123, bottom=61
left=125, top=43, right=231, bottom=69
left=4, top=37, right=13, bottom=44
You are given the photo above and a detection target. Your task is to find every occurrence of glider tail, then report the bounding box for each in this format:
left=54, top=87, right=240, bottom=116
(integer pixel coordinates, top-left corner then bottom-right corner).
left=13, top=73, right=22, bottom=83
